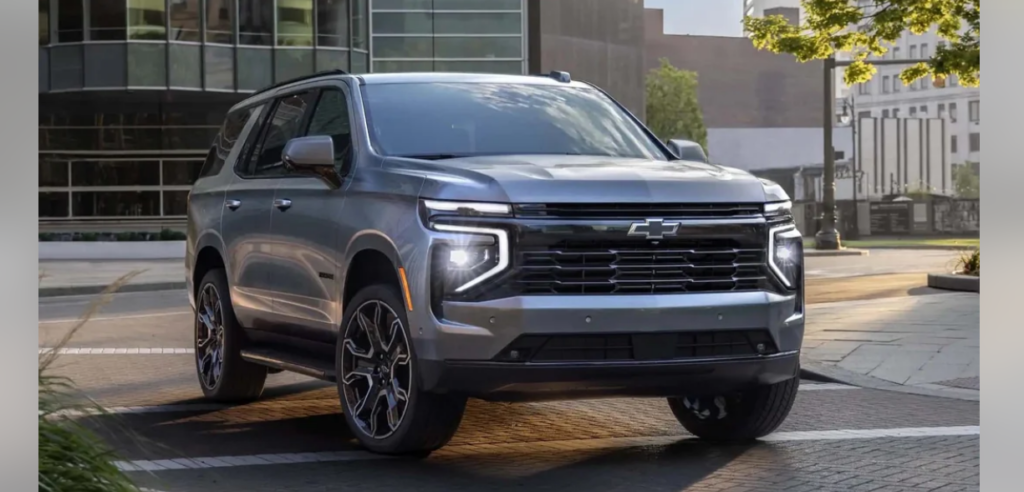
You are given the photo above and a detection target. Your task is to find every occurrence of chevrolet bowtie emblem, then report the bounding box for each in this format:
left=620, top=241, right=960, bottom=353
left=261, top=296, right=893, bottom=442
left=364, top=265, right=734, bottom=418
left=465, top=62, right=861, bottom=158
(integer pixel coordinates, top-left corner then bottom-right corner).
left=627, top=219, right=680, bottom=240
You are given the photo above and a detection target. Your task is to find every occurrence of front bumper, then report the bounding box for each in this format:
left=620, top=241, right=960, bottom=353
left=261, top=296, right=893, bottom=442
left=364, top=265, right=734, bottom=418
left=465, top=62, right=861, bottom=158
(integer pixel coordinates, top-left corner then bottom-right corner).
left=420, top=351, right=800, bottom=402
left=413, top=290, right=804, bottom=399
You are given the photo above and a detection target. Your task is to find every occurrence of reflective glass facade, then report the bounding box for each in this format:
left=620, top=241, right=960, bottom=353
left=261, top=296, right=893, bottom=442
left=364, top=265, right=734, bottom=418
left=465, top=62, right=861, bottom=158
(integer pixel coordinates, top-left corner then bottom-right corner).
left=37, top=1, right=645, bottom=228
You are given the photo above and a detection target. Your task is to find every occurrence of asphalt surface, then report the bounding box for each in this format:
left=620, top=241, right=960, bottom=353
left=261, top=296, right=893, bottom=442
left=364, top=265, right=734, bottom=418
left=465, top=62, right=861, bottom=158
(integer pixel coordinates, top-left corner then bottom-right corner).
left=39, top=250, right=979, bottom=491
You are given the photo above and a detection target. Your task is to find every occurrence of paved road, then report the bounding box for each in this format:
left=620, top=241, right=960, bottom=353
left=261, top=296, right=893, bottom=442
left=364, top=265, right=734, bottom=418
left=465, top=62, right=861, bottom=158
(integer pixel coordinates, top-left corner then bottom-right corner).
left=805, top=249, right=960, bottom=278
left=40, top=270, right=979, bottom=491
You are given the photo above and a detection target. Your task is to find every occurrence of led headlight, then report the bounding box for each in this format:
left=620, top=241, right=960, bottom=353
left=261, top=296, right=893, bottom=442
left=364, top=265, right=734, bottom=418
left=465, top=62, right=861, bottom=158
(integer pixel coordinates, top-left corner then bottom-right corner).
left=764, top=200, right=792, bottom=218
left=423, top=199, right=512, bottom=217
left=432, top=223, right=509, bottom=294
left=768, top=224, right=803, bottom=289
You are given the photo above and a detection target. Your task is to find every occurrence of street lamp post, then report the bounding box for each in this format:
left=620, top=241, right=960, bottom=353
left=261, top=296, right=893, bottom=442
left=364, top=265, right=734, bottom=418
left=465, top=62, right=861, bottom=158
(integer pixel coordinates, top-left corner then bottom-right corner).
left=818, top=57, right=933, bottom=250
left=815, top=57, right=840, bottom=250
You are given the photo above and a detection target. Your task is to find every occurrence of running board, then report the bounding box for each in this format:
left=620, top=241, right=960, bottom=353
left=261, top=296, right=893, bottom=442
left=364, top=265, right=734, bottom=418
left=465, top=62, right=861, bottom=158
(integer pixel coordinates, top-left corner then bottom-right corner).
left=240, top=348, right=337, bottom=382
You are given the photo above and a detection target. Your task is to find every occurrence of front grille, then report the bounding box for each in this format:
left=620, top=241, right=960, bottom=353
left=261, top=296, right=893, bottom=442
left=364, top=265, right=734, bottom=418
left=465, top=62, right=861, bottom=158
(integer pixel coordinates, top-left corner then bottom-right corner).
left=494, top=330, right=778, bottom=363
left=516, top=240, right=766, bottom=295
left=514, top=203, right=763, bottom=220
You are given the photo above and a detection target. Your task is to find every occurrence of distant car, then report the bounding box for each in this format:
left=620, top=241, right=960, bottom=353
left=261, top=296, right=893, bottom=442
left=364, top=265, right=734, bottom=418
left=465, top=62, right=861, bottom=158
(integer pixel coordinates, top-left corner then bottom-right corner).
left=666, top=138, right=709, bottom=162
left=185, top=70, right=805, bottom=456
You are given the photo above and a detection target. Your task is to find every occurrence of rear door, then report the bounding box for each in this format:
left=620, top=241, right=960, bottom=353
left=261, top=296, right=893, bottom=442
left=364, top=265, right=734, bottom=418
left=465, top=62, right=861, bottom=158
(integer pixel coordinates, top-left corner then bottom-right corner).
left=219, top=101, right=281, bottom=330
left=266, top=85, right=357, bottom=346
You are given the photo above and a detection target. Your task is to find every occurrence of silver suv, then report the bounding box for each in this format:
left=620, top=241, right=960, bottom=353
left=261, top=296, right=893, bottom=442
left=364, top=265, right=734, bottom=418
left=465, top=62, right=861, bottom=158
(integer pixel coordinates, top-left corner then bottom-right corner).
left=185, top=70, right=805, bottom=456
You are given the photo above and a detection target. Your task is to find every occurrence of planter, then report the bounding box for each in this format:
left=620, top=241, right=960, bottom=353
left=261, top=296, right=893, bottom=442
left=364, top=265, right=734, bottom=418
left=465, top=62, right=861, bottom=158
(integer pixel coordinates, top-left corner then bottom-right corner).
left=927, top=273, right=980, bottom=293
left=39, top=241, right=186, bottom=261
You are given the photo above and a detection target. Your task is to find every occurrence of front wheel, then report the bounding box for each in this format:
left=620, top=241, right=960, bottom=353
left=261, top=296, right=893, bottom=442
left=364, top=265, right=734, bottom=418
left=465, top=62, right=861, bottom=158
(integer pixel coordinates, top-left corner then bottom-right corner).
left=336, top=284, right=466, bottom=455
left=667, top=376, right=799, bottom=441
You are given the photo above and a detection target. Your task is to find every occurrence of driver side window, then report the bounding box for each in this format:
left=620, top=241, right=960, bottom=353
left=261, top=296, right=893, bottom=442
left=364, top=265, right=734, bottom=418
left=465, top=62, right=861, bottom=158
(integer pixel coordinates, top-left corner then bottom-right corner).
left=303, top=89, right=354, bottom=176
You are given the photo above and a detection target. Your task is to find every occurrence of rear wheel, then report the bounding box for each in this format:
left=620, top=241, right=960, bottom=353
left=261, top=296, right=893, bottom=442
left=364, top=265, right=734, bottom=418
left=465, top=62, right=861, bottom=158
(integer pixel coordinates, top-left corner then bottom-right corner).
left=667, top=376, right=799, bottom=441
left=194, top=268, right=267, bottom=402
left=336, top=284, right=466, bottom=455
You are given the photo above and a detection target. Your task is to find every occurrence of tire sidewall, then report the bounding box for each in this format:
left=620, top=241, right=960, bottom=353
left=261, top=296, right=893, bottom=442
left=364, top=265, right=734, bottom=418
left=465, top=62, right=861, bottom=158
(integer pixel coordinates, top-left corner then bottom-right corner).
left=195, top=268, right=255, bottom=398
left=336, top=284, right=422, bottom=453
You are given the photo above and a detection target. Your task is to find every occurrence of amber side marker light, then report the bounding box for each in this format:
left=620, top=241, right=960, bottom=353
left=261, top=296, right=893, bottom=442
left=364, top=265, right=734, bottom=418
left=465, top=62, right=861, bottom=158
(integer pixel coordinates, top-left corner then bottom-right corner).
left=398, top=267, right=414, bottom=312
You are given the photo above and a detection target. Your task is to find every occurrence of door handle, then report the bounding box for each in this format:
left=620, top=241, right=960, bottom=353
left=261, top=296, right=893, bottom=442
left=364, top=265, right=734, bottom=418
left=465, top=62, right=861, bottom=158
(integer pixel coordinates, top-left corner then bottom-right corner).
left=225, top=199, right=241, bottom=211
left=273, top=198, right=292, bottom=211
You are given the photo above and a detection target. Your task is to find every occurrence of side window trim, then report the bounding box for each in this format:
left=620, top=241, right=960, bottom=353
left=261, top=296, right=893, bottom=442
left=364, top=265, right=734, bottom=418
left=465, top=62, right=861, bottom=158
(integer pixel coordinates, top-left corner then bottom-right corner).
left=244, top=90, right=320, bottom=180
left=235, top=100, right=278, bottom=179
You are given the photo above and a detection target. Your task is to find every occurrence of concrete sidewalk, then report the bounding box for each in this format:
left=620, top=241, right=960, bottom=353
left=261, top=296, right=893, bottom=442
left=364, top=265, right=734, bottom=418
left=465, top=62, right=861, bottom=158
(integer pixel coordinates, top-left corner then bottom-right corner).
left=801, top=293, right=979, bottom=400
left=39, top=260, right=185, bottom=297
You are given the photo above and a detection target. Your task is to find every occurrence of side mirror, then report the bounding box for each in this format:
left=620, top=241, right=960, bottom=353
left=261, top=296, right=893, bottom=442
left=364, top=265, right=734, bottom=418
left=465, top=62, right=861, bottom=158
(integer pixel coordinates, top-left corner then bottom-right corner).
left=666, top=139, right=709, bottom=163
left=282, top=135, right=342, bottom=188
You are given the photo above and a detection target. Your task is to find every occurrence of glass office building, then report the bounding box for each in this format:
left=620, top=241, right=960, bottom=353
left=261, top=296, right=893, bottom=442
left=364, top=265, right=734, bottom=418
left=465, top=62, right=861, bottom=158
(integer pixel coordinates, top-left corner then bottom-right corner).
left=38, top=0, right=639, bottom=230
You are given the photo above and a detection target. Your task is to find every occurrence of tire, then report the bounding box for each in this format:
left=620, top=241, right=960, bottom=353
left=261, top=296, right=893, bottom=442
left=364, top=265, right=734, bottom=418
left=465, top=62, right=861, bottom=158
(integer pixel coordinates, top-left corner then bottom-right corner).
left=336, top=284, right=466, bottom=456
left=667, top=376, right=799, bottom=441
left=194, top=268, right=267, bottom=402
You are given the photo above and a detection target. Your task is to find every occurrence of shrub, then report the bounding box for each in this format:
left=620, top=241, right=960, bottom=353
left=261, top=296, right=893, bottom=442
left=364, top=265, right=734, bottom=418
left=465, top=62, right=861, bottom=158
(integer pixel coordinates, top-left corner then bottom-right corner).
left=955, top=248, right=980, bottom=276
left=39, top=272, right=143, bottom=492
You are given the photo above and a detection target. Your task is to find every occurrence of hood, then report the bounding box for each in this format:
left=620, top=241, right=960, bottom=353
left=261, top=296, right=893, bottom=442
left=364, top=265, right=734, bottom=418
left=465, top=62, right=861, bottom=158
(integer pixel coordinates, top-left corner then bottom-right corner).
left=402, top=155, right=784, bottom=204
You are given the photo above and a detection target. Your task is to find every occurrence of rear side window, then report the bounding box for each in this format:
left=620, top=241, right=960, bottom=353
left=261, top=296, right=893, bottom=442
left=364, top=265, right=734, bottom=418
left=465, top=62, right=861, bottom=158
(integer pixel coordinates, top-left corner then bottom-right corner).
left=198, top=106, right=257, bottom=179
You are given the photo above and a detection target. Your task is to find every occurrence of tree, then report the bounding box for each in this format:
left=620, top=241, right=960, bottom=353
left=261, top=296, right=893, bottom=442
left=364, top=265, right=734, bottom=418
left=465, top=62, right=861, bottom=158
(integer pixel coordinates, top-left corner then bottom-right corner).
left=952, top=162, right=980, bottom=198
left=645, top=58, right=708, bottom=152
left=742, top=0, right=980, bottom=87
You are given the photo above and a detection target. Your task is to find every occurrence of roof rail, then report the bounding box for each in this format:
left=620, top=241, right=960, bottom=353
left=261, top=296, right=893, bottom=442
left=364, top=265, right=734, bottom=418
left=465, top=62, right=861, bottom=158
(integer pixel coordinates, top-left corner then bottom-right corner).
left=252, top=69, right=349, bottom=96
left=532, top=70, right=572, bottom=83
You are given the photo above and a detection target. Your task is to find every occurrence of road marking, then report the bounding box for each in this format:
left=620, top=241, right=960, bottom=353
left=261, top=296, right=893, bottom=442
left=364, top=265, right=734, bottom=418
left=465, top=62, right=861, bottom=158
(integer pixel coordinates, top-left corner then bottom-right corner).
left=38, top=348, right=194, bottom=355
left=114, top=425, right=978, bottom=472
left=38, top=310, right=191, bottom=325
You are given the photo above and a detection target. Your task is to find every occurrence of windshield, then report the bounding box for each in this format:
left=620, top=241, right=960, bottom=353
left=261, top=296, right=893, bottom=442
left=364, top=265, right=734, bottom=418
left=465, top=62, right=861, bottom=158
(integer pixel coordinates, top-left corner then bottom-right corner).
left=361, top=82, right=668, bottom=161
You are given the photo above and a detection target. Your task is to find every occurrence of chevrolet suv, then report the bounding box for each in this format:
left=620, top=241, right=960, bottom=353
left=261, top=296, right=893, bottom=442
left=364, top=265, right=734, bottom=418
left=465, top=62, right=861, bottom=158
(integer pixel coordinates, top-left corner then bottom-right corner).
left=186, top=70, right=805, bottom=456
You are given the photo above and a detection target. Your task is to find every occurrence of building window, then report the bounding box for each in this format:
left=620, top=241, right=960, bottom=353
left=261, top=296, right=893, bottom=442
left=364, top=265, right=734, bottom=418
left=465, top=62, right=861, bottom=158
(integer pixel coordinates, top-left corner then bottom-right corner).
left=893, top=76, right=901, bottom=93
left=950, top=135, right=958, bottom=154
left=206, top=0, right=235, bottom=44
left=892, top=46, right=900, bottom=59
left=921, top=43, right=929, bottom=59
left=57, top=0, right=84, bottom=43
left=969, top=133, right=980, bottom=152
left=950, top=74, right=959, bottom=87
left=909, top=107, right=917, bottom=117
left=317, top=0, right=350, bottom=48
left=857, top=81, right=870, bottom=95
left=353, top=0, right=369, bottom=51
left=170, top=0, right=202, bottom=42
left=278, top=0, right=314, bottom=46
left=128, top=0, right=166, bottom=40
left=90, top=0, right=128, bottom=40
left=39, top=0, right=50, bottom=45
left=882, top=109, right=890, bottom=118
left=239, top=0, right=274, bottom=46
left=919, top=105, right=928, bottom=116
left=968, top=100, right=980, bottom=122
left=950, top=103, right=958, bottom=122
left=892, top=108, right=900, bottom=118
left=882, top=75, right=891, bottom=93
left=938, top=104, right=946, bottom=118
left=910, top=44, right=917, bottom=59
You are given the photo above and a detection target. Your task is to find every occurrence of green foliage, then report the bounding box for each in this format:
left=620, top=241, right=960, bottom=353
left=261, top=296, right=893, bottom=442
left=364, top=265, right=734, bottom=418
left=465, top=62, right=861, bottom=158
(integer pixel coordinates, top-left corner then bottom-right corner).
left=39, top=273, right=144, bottom=492
left=645, top=58, right=708, bottom=151
left=743, top=0, right=980, bottom=87
left=952, top=162, right=980, bottom=198
left=955, top=248, right=979, bottom=276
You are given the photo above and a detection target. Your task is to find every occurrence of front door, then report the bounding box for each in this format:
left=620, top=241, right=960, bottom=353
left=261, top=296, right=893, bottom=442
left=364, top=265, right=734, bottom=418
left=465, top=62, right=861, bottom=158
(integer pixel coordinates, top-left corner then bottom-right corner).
left=266, top=87, right=357, bottom=347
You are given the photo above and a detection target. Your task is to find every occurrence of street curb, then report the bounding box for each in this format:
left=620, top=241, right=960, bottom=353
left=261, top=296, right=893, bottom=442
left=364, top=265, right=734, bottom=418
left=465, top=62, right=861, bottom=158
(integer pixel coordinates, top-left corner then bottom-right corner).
left=39, top=281, right=186, bottom=298
left=862, top=245, right=978, bottom=251
left=799, top=359, right=979, bottom=402
left=804, top=249, right=869, bottom=257
left=927, top=273, right=980, bottom=292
